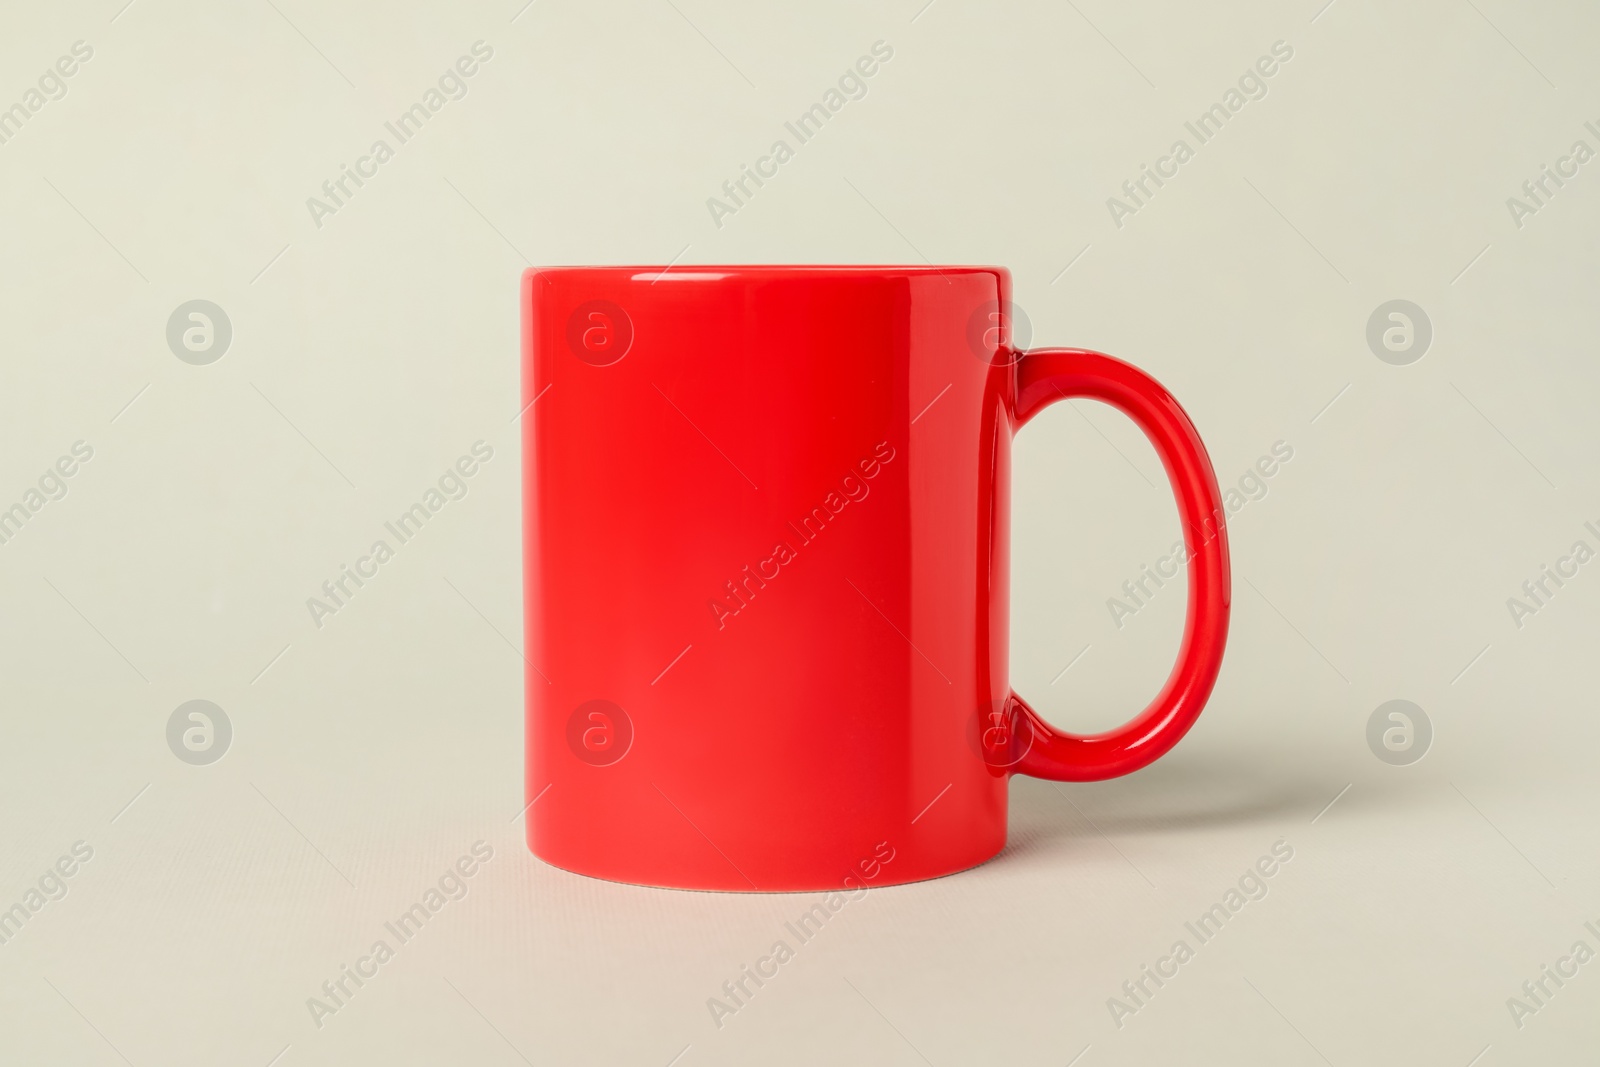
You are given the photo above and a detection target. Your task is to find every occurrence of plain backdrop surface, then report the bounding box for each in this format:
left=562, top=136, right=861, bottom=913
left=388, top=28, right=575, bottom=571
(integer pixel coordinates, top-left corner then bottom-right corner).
left=1, top=0, right=1598, bottom=1064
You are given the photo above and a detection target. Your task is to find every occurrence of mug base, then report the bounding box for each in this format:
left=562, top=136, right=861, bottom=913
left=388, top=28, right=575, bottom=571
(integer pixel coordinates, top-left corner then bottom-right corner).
left=528, top=840, right=1007, bottom=894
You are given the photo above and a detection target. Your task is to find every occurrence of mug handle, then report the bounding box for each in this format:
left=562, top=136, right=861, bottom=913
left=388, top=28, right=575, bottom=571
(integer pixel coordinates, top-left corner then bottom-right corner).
left=1009, top=348, right=1231, bottom=781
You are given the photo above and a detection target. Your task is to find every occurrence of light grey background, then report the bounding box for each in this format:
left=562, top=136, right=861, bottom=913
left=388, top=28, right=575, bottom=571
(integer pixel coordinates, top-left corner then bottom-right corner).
left=2, top=0, right=1597, bottom=1064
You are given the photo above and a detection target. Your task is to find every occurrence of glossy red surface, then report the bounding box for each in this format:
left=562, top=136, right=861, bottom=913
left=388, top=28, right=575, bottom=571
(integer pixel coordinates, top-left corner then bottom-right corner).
left=522, top=266, right=1229, bottom=891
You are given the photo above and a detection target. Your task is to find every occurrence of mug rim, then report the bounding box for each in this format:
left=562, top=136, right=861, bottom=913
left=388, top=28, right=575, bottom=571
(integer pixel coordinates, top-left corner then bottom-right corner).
left=525, top=264, right=1008, bottom=279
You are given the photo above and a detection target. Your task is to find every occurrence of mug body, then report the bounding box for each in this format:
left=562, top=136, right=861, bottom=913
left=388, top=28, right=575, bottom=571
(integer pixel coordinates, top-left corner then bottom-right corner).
left=523, top=265, right=1018, bottom=891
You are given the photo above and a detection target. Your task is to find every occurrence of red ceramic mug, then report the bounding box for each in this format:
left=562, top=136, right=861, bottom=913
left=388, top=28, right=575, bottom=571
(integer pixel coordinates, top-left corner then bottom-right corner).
left=522, top=265, right=1229, bottom=891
